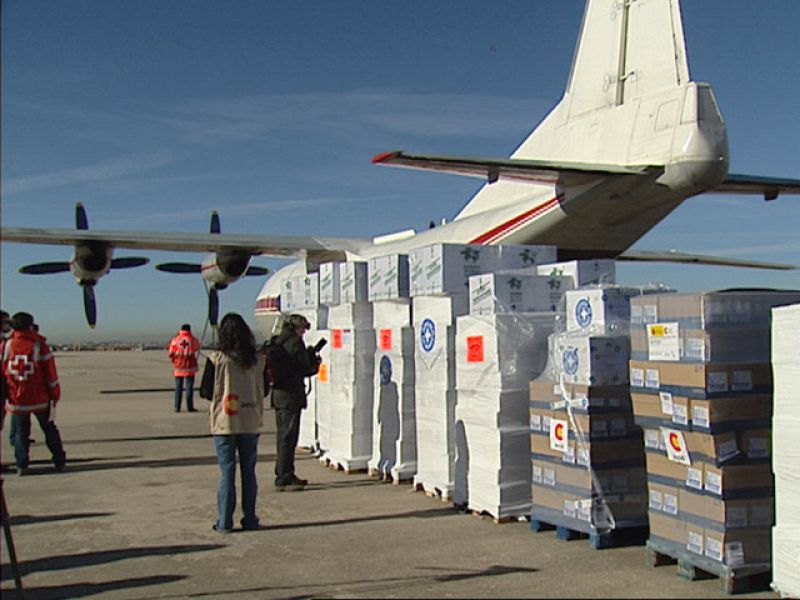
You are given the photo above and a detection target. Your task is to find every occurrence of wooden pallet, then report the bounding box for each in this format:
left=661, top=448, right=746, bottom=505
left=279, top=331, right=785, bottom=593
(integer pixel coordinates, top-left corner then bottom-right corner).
left=529, top=518, right=648, bottom=550
left=368, top=468, right=411, bottom=485
left=319, top=456, right=366, bottom=475
left=470, top=510, right=520, bottom=525
left=412, top=483, right=453, bottom=504
left=645, top=539, right=772, bottom=594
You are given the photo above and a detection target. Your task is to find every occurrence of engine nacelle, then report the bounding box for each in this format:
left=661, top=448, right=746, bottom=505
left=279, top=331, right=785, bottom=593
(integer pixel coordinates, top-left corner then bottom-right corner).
left=201, top=252, right=251, bottom=287
left=70, top=242, right=113, bottom=285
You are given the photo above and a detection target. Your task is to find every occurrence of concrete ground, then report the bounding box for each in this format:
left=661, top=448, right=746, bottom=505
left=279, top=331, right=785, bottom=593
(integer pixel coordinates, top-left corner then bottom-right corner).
left=0, top=350, right=779, bottom=599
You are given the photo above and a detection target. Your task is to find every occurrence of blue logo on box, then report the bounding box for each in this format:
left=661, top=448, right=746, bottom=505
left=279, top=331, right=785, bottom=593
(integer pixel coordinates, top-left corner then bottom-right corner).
left=420, top=318, right=436, bottom=353
left=562, top=348, right=579, bottom=375
left=575, top=298, right=593, bottom=328
left=379, top=355, right=392, bottom=385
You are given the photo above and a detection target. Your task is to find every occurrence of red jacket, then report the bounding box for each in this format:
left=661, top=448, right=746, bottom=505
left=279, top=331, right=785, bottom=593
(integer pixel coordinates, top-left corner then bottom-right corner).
left=3, top=329, right=61, bottom=415
left=168, top=330, right=201, bottom=376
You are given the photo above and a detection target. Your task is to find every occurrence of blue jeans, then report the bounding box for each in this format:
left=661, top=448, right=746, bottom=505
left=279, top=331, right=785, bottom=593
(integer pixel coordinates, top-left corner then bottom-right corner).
left=213, top=434, right=260, bottom=531
left=174, top=376, right=195, bottom=411
left=11, top=411, right=66, bottom=470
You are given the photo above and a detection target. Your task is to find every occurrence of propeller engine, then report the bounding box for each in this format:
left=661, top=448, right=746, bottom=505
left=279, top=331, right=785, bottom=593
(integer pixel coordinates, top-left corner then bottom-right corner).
left=17, top=203, right=149, bottom=328
left=155, top=211, right=269, bottom=326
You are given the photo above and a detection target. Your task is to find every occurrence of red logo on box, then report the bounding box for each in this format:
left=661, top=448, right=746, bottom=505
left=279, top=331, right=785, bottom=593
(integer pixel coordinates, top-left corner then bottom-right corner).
left=380, top=329, right=392, bottom=350
left=332, top=329, right=343, bottom=349
left=466, top=335, right=484, bottom=363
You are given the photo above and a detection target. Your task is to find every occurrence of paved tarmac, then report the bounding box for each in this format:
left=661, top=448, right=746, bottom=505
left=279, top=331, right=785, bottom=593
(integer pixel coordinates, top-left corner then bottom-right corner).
left=0, top=350, right=779, bottom=599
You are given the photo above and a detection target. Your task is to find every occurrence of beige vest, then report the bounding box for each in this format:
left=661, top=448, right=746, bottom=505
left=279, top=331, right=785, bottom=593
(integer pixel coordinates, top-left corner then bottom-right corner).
left=208, top=352, right=265, bottom=435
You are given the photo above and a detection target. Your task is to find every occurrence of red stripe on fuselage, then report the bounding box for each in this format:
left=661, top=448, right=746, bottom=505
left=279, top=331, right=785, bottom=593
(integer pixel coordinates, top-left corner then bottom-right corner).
left=468, top=195, right=562, bottom=245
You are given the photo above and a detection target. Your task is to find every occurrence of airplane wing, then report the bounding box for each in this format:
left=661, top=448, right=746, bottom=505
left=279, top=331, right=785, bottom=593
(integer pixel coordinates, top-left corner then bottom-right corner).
left=371, top=151, right=660, bottom=185
left=709, top=174, right=800, bottom=201
left=0, top=227, right=371, bottom=262
left=618, top=249, right=797, bottom=271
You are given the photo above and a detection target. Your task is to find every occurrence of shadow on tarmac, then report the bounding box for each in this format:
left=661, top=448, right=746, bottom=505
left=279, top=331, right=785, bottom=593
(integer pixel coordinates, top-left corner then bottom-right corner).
left=145, top=564, right=539, bottom=599
left=1, top=544, right=224, bottom=580
left=9, top=575, right=186, bottom=600
left=68, top=434, right=213, bottom=445
left=253, top=506, right=460, bottom=532
left=9, top=512, right=115, bottom=527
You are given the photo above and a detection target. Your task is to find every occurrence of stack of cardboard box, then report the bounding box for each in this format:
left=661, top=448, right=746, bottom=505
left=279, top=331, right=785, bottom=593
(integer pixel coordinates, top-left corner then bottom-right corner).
left=630, top=291, right=800, bottom=575
left=771, top=302, right=800, bottom=598
left=322, top=263, right=376, bottom=471
left=410, top=243, right=556, bottom=500
left=529, top=284, right=648, bottom=537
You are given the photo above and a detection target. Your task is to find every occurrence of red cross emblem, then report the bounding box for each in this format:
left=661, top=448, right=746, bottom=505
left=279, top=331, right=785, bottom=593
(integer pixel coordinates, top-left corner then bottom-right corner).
left=179, top=339, right=191, bottom=351
left=8, top=355, right=35, bottom=381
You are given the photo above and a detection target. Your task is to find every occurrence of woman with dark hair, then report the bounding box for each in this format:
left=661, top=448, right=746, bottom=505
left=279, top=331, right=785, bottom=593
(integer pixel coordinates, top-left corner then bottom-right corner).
left=206, top=312, right=266, bottom=532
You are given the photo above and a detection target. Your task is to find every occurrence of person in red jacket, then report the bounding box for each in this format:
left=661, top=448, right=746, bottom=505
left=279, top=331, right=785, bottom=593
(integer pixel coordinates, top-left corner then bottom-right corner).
left=168, top=323, right=201, bottom=412
left=2, top=312, right=66, bottom=475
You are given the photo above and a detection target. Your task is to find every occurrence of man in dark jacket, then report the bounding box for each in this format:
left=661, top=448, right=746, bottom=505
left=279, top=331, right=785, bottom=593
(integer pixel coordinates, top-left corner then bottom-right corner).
left=269, top=314, right=320, bottom=491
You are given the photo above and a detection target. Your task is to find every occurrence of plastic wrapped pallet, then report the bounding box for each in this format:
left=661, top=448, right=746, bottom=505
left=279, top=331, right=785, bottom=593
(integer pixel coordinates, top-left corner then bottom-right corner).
left=323, top=302, right=375, bottom=471
left=297, top=327, right=330, bottom=452
left=369, top=299, right=417, bottom=481
left=629, top=290, right=800, bottom=579
left=412, top=294, right=469, bottom=499
left=454, top=312, right=555, bottom=519
left=771, top=302, right=800, bottom=598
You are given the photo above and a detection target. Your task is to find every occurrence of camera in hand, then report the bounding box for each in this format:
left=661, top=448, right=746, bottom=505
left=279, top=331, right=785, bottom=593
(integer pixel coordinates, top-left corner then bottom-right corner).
left=313, top=338, right=328, bottom=353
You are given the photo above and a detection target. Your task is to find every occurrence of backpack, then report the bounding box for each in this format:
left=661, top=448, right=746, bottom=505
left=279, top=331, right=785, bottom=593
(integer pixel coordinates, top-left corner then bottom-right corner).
left=263, top=337, right=292, bottom=389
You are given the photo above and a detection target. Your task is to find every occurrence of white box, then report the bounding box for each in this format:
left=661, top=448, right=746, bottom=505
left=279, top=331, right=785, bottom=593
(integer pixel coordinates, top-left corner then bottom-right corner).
left=455, top=313, right=555, bottom=391
left=565, top=287, right=641, bottom=334
left=281, top=273, right=319, bottom=310
left=339, top=261, right=368, bottom=303
left=368, top=254, right=410, bottom=301
left=319, top=262, right=341, bottom=306
left=495, top=244, right=558, bottom=269
left=536, top=259, right=616, bottom=287
left=469, top=272, right=573, bottom=315
left=550, top=333, right=630, bottom=386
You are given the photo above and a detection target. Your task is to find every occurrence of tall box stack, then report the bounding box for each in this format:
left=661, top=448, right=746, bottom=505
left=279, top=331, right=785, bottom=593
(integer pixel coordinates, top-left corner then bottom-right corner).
left=315, top=262, right=344, bottom=455
left=409, top=243, right=557, bottom=499
left=629, top=291, right=800, bottom=581
left=324, top=301, right=376, bottom=471
left=299, top=325, right=331, bottom=453
left=530, top=285, right=648, bottom=540
left=455, top=308, right=556, bottom=520
left=771, top=302, right=800, bottom=598
left=369, top=299, right=418, bottom=481
left=281, top=280, right=328, bottom=452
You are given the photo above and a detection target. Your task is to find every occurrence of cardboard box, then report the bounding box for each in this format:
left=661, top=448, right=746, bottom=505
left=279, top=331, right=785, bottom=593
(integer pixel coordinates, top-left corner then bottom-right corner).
left=551, top=334, right=630, bottom=386
left=318, top=261, right=341, bottom=306
left=529, top=406, right=637, bottom=440
left=281, top=272, right=320, bottom=310
left=565, top=287, right=641, bottom=334
left=532, top=459, right=646, bottom=495
left=368, top=254, right=410, bottom=300
left=531, top=434, right=644, bottom=467
left=339, top=261, right=368, bottom=303
left=529, top=379, right=632, bottom=412
left=629, top=360, right=773, bottom=398
left=678, top=488, right=774, bottom=528
left=536, top=259, right=616, bottom=287
left=531, top=486, right=646, bottom=525
left=469, top=272, right=572, bottom=314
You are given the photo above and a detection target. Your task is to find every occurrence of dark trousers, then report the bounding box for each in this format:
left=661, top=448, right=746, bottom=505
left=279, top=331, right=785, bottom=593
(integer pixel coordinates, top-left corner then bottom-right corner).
left=274, top=408, right=302, bottom=485
left=10, top=411, right=66, bottom=470
left=174, top=376, right=195, bottom=411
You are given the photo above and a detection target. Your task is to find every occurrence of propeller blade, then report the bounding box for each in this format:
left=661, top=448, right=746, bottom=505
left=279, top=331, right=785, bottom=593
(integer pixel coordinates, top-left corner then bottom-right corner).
left=19, top=262, right=71, bottom=275
left=76, top=202, right=88, bottom=230
left=245, top=266, right=270, bottom=277
left=155, top=262, right=202, bottom=273
left=209, top=288, right=220, bottom=327
left=110, top=257, right=149, bottom=269
left=83, top=286, right=97, bottom=328
left=210, top=211, right=220, bottom=234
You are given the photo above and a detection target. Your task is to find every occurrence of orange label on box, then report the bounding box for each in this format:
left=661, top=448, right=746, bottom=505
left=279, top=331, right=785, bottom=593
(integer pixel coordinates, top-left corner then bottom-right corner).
left=332, top=329, right=343, bottom=349
left=318, top=363, right=328, bottom=383
left=380, top=329, right=393, bottom=351
left=466, top=335, right=484, bottom=363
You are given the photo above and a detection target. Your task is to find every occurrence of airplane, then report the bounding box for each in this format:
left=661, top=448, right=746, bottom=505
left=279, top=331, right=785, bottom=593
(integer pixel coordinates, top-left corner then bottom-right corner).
left=154, top=211, right=270, bottom=327
left=2, top=0, right=799, bottom=334
left=14, top=203, right=149, bottom=328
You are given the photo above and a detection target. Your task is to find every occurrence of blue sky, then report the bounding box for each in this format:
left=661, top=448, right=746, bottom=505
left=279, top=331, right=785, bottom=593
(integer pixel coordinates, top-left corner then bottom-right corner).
left=2, top=0, right=799, bottom=344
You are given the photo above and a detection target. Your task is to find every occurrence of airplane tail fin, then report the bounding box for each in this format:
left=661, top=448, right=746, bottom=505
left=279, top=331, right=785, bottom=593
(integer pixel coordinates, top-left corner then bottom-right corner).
left=564, top=0, right=689, bottom=118
left=515, top=0, right=693, bottom=164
